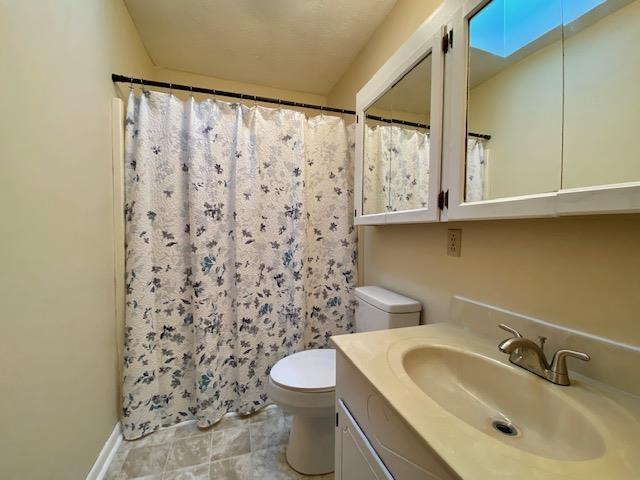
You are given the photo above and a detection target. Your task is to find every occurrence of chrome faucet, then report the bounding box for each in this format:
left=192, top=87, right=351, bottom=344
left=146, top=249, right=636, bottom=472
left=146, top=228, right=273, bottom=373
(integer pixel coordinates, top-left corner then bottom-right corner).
left=497, top=324, right=590, bottom=386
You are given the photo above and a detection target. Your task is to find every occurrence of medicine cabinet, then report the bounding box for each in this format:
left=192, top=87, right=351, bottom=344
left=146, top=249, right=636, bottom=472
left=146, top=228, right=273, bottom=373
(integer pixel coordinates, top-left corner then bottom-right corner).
left=355, top=0, right=640, bottom=225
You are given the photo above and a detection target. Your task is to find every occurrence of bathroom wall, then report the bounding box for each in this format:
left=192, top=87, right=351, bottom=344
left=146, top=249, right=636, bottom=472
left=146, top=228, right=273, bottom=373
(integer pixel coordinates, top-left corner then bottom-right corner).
left=327, top=0, right=640, bottom=345
left=0, top=2, right=325, bottom=480
left=0, top=1, right=153, bottom=478
left=0, top=2, right=332, bottom=479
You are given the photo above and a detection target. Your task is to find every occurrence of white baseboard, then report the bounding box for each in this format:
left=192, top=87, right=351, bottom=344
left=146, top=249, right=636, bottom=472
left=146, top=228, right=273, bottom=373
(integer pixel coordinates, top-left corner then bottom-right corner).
left=86, top=422, right=122, bottom=480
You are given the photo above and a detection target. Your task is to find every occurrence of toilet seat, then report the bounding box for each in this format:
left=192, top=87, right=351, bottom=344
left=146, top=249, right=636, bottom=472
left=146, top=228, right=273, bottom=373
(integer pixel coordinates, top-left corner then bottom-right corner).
left=270, top=349, right=335, bottom=393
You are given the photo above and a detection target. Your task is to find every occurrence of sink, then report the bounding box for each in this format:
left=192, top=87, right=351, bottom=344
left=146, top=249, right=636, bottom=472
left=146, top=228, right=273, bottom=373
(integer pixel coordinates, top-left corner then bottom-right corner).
left=402, top=345, right=605, bottom=461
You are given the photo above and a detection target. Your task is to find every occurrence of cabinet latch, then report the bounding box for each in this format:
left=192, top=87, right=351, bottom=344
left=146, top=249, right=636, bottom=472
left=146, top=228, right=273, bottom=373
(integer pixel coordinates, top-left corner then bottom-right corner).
left=438, top=190, right=449, bottom=210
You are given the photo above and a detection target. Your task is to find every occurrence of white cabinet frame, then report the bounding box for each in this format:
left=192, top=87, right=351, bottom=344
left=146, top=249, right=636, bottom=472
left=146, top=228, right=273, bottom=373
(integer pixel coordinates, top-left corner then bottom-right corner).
left=442, top=0, right=640, bottom=221
left=354, top=2, right=459, bottom=225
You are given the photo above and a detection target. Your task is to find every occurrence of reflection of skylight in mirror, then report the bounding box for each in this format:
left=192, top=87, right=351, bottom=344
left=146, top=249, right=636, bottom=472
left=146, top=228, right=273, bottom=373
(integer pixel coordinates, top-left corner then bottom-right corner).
left=470, top=0, right=606, bottom=57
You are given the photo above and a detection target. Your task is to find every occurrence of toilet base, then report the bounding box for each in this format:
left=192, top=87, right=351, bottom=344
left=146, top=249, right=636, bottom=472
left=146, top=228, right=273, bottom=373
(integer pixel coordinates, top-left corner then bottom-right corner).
left=285, top=414, right=335, bottom=475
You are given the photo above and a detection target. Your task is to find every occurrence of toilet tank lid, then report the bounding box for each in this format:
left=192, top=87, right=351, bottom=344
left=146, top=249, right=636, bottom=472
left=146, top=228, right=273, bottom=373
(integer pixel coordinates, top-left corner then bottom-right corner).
left=355, top=286, right=422, bottom=314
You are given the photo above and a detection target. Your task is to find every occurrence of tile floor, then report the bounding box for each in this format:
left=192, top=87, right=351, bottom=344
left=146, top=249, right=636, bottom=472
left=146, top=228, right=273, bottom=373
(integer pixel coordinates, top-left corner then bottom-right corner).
left=105, top=405, right=334, bottom=480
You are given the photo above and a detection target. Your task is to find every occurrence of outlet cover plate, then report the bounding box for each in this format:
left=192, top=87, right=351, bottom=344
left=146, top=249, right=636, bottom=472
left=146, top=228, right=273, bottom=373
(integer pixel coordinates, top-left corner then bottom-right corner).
left=447, top=229, right=462, bottom=257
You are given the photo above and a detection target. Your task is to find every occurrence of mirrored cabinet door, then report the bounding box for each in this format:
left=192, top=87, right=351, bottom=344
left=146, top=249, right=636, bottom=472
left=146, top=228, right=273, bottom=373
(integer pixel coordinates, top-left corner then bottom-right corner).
left=357, top=31, right=444, bottom=224
left=562, top=0, right=640, bottom=190
left=465, top=0, right=564, bottom=202
left=445, top=0, right=640, bottom=220
left=365, top=57, right=431, bottom=214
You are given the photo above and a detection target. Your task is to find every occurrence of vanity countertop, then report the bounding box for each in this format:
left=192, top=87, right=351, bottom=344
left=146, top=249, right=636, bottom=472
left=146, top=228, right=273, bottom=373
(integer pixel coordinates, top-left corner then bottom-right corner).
left=331, top=323, right=640, bottom=480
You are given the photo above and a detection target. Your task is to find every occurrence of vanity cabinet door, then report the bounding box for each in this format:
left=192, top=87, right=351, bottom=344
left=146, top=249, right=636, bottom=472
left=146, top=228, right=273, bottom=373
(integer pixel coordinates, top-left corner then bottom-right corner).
left=355, top=30, right=445, bottom=225
left=335, top=400, right=394, bottom=480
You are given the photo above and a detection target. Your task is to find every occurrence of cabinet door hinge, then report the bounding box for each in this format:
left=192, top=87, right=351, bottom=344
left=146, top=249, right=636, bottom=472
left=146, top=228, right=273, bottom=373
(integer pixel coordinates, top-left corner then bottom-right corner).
left=442, top=29, right=453, bottom=54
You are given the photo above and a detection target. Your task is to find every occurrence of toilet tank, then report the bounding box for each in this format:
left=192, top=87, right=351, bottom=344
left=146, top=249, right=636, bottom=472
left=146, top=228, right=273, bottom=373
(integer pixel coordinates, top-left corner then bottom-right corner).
left=354, top=286, right=421, bottom=333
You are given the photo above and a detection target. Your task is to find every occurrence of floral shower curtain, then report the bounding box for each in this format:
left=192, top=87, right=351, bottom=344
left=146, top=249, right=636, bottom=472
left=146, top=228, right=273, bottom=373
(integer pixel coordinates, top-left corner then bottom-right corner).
left=363, top=124, right=430, bottom=213
left=465, top=138, right=486, bottom=201
left=122, top=90, right=357, bottom=440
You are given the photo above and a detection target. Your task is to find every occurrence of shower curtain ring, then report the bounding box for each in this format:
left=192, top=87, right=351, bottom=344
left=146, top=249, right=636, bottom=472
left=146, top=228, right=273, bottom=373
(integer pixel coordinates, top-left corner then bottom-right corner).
left=189, top=85, right=193, bottom=97
left=168, top=83, right=173, bottom=96
left=129, top=77, right=134, bottom=90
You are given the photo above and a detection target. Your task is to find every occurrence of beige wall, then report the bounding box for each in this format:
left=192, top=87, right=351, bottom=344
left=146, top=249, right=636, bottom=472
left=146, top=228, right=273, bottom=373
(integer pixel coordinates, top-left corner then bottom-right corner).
left=149, top=67, right=327, bottom=106
left=327, top=0, right=640, bottom=345
left=0, top=3, right=333, bottom=479
left=327, top=0, right=443, bottom=110
left=0, top=1, right=153, bottom=479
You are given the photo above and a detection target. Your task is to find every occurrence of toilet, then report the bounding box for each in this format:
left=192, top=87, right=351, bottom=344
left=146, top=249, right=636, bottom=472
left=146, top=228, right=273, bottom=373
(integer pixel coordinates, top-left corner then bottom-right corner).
left=267, top=286, right=421, bottom=475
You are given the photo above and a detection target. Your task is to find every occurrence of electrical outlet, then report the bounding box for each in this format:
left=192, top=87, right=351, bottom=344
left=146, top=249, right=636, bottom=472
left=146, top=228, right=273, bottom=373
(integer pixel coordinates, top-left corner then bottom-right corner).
left=447, top=229, right=462, bottom=257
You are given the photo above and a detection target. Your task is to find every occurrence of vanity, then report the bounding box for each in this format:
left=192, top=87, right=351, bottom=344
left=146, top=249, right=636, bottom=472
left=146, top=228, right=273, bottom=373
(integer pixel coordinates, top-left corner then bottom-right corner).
left=354, top=0, right=640, bottom=225
left=331, top=298, right=640, bottom=479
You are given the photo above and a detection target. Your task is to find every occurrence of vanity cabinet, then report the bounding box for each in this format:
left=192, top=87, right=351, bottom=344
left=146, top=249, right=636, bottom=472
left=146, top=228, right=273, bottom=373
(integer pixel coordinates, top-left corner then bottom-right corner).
left=355, top=0, right=640, bottom=224
left=334, top=351, right=460, bottom=480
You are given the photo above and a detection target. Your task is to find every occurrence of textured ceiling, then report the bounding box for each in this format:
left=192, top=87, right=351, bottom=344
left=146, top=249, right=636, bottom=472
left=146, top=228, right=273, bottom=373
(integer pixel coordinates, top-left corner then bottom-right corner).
left=125, top=0, right=397, bottom=95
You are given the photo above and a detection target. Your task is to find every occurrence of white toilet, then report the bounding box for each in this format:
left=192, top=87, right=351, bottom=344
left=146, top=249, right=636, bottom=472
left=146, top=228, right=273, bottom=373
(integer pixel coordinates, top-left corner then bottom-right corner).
left=267, top=286, right=421, bottom=475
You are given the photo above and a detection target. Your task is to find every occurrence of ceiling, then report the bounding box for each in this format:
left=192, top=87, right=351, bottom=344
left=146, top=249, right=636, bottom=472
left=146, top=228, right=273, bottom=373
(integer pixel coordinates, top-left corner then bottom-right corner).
left=125, top=0, right=397, bottom=95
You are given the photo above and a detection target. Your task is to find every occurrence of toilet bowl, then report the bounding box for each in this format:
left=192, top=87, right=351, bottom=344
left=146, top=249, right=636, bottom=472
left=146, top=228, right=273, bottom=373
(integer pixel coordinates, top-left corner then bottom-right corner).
left=267, top=286, right=422, bottom=475
left=267, top=348, right=336, bottom=475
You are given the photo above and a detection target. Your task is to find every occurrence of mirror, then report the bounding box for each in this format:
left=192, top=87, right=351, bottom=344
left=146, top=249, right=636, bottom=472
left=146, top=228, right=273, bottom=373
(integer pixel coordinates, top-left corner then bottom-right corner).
left=363, top=54, right=432, bottom=214
left=465, top=0, right=564, bottom=202
left=562, top=0, right=640, bottom=189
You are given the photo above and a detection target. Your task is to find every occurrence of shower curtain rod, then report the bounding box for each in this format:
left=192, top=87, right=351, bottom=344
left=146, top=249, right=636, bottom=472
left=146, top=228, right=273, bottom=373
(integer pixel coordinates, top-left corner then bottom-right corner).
left=112, top=74, right=355, bottom=115
left=365, top=113, right=491, bottom=140
left=112, top=74, right=491, bottom=140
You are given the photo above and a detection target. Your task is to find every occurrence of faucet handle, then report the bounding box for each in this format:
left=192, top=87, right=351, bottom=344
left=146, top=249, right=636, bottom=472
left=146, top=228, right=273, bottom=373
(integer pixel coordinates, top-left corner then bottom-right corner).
left=498, top=323, right=523, bottom=339
left=549, top=349, right=590, bottom=385
left=538, top=336, right=547, bottom=354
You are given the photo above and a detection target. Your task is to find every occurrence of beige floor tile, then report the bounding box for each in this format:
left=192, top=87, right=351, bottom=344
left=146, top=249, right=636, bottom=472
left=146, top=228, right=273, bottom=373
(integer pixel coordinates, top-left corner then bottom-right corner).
left=210, top=426, right=251, bottom=462
left=104, top=448, right=128, bottom=480
left=173, top=422, right=214, bottom=439
left=121, top=444, right=171, bottom=478
left=209, top=454, right=252, bottom=480
left=109, top=407, right=313, bottom=480
left=248, top=415, right=290, bottom=451
left=123, top=428, right=177, bottom=450
left=165, top=434, right=212, bottom=472
left=162, top=463, right=209, bottom=480
left=251, top=445, right=298, bottom=480
left=247, top=404, right=282, bottom=423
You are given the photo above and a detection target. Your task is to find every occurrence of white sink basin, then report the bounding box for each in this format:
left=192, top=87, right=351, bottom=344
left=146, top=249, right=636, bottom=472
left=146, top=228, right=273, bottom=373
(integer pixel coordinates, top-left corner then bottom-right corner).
left=333, top=323, right=640, bottom=479
left=402, top=345, right=605, bottom=460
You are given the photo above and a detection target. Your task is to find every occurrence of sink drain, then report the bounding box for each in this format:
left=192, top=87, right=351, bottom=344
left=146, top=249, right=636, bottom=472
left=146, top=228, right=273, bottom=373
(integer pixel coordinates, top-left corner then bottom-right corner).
left=491, top=420, right=519, bottom=437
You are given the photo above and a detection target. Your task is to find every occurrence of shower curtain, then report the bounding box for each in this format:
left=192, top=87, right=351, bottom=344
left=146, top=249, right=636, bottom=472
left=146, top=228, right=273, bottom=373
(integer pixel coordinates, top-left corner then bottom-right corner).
left=363, top=124, right=430, bottom=213
left=122, top=90, right=357, bottom=439
left=466, top=138, right=486, bottom=202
